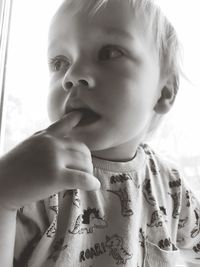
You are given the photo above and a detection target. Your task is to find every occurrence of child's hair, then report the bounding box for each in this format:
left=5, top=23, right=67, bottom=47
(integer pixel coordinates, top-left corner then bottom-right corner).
left=52, top=0, right=182, bottom=137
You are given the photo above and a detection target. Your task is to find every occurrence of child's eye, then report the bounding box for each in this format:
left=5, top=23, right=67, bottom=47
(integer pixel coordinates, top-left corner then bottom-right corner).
left=99, top=45, right=124, bottom=61
left=48, top=56, right=70, bottom=72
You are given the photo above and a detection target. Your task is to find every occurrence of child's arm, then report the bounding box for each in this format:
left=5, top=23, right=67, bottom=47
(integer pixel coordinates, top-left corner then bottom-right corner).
left=185, top=263, right=200, bottom=267
left=0, top=111, right=100, bottom=265
left=0, top=208, right=16, bottom=267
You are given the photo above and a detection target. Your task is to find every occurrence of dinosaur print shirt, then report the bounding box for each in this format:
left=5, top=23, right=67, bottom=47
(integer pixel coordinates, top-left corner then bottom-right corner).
left=14, top=144, right=200, bottom=267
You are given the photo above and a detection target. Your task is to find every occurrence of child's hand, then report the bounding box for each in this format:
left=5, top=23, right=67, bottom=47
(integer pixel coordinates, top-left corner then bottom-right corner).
left=0, top=111, right=100, bottom=211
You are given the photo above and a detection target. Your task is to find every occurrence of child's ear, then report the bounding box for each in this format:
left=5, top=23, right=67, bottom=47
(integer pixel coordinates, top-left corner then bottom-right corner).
left=154, top=75, right=178, bottom=114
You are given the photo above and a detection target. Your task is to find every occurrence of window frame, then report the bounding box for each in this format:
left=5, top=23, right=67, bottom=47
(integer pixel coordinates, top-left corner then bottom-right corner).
left=0, top=0, right=13, bottom=154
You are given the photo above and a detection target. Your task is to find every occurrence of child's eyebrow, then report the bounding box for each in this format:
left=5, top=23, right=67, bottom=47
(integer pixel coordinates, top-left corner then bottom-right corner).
left=101, top=27, right=134, bottom=41
left=48, top=40, right=58, bottom=54
left=47, top=27, right=134, bottom=54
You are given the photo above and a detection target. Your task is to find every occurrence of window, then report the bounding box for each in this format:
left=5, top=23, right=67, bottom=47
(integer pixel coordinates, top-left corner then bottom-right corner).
left=0, top=0, right=13, bottom=154
left=0, top=0, right=62, bottom=155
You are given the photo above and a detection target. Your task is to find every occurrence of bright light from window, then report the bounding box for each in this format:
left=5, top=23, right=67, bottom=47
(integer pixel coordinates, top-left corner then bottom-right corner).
left=3, top=1, right=63, bottom=152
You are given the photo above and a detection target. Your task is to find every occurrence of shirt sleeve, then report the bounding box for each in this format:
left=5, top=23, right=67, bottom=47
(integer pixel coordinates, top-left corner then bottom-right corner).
left=177, top=178, right=200, bottom=265
left=14, top=201, right=48, bottom=266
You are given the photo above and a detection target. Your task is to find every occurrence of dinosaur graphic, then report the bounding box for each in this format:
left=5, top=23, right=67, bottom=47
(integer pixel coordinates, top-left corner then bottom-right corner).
left=158, top=238, right=177, bottom=251
left=191, top=208, right=200, bottom=238
left=72, top=189, right=81, bottom=208
left=142, top=178, right=156, bottom=206
left=107, top=187, right=133, bottom=217
left=105, top=234, right=133, bottom=264
left=178, top=217, right=188, bottom=229
left=46, top=217, right=57, bottom=238
left=147, top=207, right=167, bottom=227
left=186, top=190, right=191, bottom=207
left=49, top=205, right=58, bottom=214
left=169, top=178, right=181, bottom=188
left=141, top=144, right=158, bottom=175
left=139, top=228, right=145, bottom=248
left=68, top=208, right=107, bottom=234
left=168, top=192, right=180, bottom=219
left=48, top=194, right=58, bottom=216
left=63, top=190, right=81, bottom=208
left=141, top=143, right=155, bottom=156
left=185, top=190, right=196, bottom=208
left=193, top=241, right=200, bottom=254
left=149, top=157, right=158, bottom=175
left=110, top=173, right=132, bottom=184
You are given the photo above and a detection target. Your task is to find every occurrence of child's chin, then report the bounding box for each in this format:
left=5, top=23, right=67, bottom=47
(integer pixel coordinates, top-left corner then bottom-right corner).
left=70, top=131, right=108, bottom=151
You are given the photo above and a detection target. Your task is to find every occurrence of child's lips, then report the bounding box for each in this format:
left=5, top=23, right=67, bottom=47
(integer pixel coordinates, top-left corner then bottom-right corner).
left=68, top=108, right=101, bottom=126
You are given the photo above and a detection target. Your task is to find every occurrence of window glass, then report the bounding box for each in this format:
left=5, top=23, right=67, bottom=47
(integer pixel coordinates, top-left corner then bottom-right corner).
left=1, top=0, right=62, bottom=153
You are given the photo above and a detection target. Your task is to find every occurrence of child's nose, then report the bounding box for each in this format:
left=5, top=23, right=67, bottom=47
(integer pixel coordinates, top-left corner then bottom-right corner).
left=62, top=74, right=96, bottom=91
left=62, top=57, right=96, bottom=91
left=64, top=79, right=89, bottom=90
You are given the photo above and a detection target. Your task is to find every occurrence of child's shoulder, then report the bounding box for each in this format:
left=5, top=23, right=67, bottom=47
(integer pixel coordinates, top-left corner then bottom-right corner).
left=140, top=143, right=183, bottom=183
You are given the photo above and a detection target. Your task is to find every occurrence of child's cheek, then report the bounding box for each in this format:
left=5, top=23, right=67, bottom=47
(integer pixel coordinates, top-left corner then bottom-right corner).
left=47, top=87, right=66, bottom=122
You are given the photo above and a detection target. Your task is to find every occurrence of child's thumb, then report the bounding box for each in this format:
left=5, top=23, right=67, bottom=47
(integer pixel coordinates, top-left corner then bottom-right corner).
left=61, top=168, right=101, bottom=191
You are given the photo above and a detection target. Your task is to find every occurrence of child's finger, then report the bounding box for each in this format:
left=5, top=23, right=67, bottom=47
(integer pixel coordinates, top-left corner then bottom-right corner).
left=61, top=149, right=93, bottom=174
left=46, top=111, right=82, bottom=137
left=61, top=168, right=101, bottom=191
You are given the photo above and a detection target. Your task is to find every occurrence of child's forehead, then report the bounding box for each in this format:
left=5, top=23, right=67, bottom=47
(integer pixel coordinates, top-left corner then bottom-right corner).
left=50, top=0, right=151, bottom=40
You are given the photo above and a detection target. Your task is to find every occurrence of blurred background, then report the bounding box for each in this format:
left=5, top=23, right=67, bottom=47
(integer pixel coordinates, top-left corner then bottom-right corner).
left=0, top=0, right=200, bottom=192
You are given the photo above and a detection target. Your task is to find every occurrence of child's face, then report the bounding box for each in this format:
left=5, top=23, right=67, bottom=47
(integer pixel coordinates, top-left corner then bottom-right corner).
left=48, top=1, right=164, bottom=160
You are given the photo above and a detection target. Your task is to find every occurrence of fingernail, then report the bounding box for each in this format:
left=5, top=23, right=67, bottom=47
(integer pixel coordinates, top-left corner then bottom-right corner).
left=94, top=180, right=101, bottom=190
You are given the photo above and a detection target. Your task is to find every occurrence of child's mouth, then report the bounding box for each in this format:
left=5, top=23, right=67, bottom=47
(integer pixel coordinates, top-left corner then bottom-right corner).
left=71, top=108, right=101, bottom=127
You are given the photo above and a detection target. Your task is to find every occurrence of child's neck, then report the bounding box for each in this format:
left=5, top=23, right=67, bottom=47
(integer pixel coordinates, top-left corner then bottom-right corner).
left=92, top=139, right=141, bottom=162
